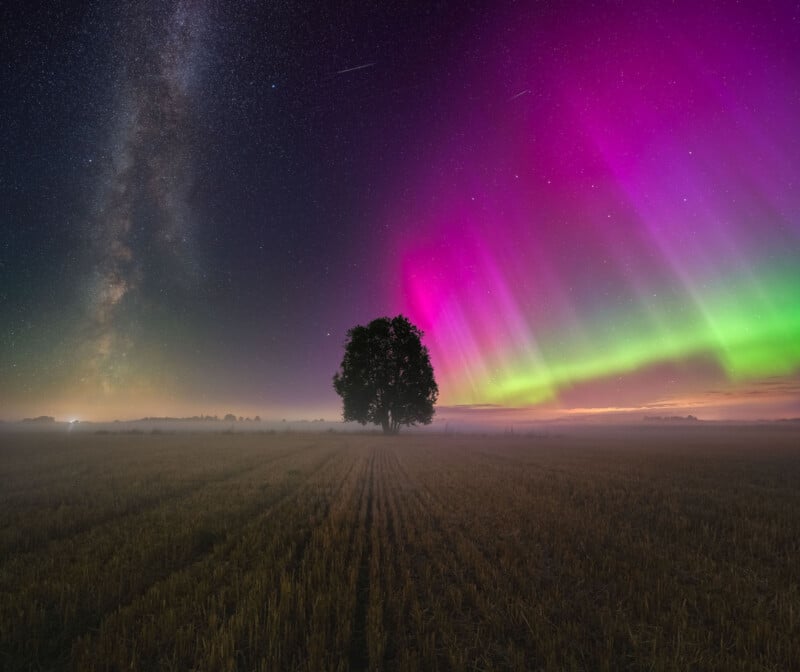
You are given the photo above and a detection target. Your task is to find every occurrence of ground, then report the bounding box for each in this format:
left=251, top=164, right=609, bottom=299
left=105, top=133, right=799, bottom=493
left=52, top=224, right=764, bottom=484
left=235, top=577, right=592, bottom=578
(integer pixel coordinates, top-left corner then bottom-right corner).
left=1, top=426, right=798, bottom=671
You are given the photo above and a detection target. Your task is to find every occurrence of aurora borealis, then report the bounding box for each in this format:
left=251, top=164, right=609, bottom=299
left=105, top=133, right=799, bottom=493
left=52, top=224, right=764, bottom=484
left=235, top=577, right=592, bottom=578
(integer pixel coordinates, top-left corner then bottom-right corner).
left=1, top=1, right=799, bottom=422
left=390, top=1, right=800, bottom=420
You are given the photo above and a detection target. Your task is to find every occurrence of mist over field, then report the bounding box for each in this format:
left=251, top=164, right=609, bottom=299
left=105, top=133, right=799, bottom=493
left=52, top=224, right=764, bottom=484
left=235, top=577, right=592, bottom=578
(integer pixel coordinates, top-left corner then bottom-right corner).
left=3, top=414, right=798, bottom=437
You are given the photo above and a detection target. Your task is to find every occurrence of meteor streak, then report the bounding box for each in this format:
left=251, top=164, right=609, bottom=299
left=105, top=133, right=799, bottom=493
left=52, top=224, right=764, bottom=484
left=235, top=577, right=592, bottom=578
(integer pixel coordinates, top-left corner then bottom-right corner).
left=336, top=62, right=376, bottom=75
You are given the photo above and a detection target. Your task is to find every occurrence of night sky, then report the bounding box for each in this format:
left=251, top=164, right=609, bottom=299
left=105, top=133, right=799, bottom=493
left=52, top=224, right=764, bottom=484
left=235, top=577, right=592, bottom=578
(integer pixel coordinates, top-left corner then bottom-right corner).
left=2, top=1, right=799, bottom=423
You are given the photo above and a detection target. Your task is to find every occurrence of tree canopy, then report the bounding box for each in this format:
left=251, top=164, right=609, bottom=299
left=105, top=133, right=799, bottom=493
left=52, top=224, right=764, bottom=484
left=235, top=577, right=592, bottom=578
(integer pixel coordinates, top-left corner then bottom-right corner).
left=333, top=315, right=438, bottom=434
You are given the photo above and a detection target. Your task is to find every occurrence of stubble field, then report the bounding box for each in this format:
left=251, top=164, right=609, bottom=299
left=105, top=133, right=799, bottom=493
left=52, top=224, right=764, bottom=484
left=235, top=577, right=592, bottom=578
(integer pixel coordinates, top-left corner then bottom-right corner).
left=1, top=426, right=798, bottom=671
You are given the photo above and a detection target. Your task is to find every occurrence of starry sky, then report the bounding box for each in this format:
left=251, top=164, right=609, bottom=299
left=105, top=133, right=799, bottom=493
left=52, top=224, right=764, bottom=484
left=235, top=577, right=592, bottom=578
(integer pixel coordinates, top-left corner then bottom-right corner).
left=1, top=0, right=799, bottom=423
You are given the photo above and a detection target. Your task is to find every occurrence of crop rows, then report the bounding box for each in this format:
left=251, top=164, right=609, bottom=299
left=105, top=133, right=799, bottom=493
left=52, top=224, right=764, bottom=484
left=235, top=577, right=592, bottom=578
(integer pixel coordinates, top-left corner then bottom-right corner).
left=1, top=427, right=798, bottom=670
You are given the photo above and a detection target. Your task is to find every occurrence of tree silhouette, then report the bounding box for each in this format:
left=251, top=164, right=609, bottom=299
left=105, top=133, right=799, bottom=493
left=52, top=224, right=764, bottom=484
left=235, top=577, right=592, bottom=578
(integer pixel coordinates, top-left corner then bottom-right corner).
left=333, top=315, right=438, bottom=434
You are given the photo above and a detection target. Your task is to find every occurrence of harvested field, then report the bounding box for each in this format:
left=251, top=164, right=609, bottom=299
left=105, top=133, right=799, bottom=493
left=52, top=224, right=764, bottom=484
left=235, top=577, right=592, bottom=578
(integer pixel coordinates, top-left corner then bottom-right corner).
left=1, top=427, right=798, bottom=671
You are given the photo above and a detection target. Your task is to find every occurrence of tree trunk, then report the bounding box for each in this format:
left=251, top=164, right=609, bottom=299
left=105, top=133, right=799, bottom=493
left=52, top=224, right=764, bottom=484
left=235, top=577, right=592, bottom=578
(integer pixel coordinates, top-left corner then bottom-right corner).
left=382, top=411, right=400, bottom=435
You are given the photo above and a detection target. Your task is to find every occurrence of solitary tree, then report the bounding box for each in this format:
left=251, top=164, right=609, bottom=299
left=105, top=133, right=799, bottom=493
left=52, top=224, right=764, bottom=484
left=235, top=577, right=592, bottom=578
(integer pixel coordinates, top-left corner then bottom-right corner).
left=333, top=315, right=438, bottom=434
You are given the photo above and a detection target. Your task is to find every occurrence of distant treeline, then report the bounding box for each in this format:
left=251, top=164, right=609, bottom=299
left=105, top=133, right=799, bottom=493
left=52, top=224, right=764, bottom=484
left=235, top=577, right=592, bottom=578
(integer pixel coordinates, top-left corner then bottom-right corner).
left=136, top=415, right=262, bottom=423
left=643, top=415, right=698, bottom=422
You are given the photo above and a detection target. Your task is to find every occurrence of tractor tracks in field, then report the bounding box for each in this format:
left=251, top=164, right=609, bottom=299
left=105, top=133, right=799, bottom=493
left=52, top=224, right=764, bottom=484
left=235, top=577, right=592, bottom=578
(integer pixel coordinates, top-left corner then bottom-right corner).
left=348, top=447, right=375, bottom=671
left=348, top=444, right=432, bottom=670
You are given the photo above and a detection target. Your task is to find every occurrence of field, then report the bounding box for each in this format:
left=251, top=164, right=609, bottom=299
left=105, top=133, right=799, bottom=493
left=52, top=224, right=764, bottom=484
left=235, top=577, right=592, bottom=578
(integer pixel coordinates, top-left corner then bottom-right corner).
left=1, top=427, right=799, bottom=671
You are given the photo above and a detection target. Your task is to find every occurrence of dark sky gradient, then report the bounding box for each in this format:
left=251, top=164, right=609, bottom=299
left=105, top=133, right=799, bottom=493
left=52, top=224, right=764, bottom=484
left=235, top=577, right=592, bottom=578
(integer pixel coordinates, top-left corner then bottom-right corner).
left=2, top=1, right=799, bottom=422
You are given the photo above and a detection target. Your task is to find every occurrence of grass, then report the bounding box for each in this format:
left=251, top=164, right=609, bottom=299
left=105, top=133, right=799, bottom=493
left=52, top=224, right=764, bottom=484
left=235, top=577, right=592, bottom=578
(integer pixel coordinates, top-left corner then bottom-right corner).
left=0, top=426, right=798, bottom=670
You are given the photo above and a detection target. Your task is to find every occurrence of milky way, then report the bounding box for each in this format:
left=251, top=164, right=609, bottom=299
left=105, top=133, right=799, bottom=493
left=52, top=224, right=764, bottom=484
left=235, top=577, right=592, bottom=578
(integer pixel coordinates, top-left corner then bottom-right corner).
left=83, top=0, right=207, bottom=397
